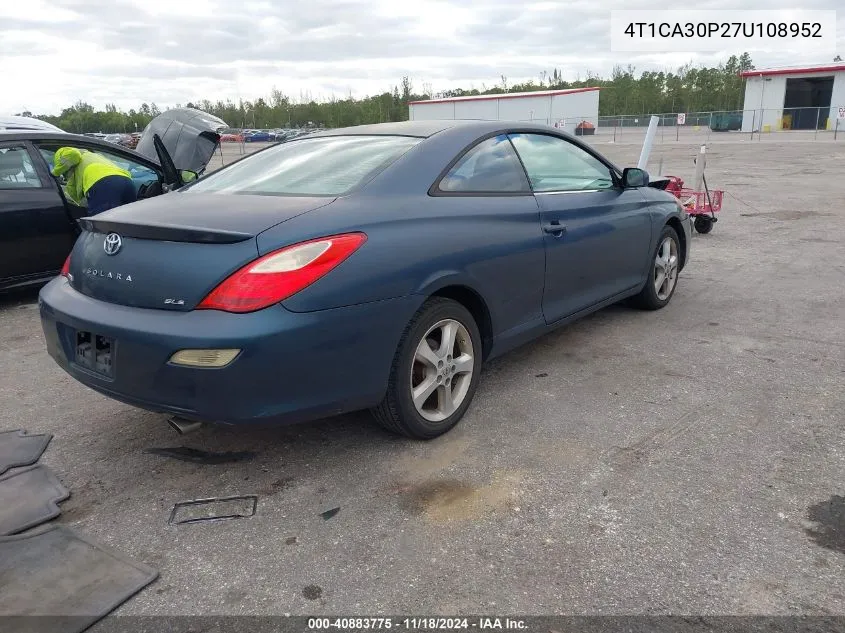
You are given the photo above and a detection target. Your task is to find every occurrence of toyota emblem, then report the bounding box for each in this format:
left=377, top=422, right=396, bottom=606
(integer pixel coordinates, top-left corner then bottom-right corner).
left=103, top=233, right=122, bottom=256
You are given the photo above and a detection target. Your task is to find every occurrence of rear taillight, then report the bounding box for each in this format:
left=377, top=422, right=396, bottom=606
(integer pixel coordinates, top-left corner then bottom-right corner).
left=60, top=255, right=71, bottom=278
left=197, top=232, right=367, bottom=313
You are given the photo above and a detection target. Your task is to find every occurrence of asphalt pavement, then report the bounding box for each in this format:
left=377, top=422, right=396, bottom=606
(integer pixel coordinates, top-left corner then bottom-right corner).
left=0, top=135, right=842, bottom=615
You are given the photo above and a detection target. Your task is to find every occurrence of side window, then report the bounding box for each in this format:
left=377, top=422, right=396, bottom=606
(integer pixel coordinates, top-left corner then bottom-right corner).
left=38, top=147, right=58, bottom=174
left=95, top=149, right=159, bottom=185
left=0, top=146, right=43, bottom=189
left=508, top=133, right=615, bottom=193
left=437, top=134, right=530, bottom=194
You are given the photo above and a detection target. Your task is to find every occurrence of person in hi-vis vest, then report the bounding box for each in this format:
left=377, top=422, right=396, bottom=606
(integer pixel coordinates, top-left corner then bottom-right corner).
left=51, top=147, right=137, bottom=215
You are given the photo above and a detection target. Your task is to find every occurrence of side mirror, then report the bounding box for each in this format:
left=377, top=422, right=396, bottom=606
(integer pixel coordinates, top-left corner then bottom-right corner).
left=180, top=170, right=198, bottom=183
left=622, top=167, right=649, bottom=188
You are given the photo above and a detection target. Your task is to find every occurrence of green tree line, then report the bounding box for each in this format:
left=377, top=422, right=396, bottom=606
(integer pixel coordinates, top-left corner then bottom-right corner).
left=18, top=54, right=755, bottom=134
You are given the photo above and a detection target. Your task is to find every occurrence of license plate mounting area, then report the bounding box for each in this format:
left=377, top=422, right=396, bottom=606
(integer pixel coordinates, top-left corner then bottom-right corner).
left=75, top=331, right=114, bottom=377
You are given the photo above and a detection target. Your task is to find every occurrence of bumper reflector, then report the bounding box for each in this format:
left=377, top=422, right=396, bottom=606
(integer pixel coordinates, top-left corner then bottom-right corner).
left=169, top=349, right=240, bottom=368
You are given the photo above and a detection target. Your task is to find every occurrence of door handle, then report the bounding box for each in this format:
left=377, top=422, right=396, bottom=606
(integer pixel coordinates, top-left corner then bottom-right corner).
left=543, top=220, right=566, bottom=236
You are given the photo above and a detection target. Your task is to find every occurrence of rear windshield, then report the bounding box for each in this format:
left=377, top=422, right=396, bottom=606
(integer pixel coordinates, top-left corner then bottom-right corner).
left=185, top=135, right=422, bottom=196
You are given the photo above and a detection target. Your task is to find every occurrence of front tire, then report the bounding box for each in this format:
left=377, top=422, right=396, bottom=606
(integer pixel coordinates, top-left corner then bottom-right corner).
left=371, top=297, right=482, bottom=439
left=631, top=225, right=681, bottom=311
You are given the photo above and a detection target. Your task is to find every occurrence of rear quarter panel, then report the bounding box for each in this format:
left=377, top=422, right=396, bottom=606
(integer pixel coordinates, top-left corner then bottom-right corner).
left=265, top=193, right=547, bottom=342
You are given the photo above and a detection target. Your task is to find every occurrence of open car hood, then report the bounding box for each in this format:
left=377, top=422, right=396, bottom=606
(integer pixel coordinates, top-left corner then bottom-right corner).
left=136, top=108, right=227, bottom=175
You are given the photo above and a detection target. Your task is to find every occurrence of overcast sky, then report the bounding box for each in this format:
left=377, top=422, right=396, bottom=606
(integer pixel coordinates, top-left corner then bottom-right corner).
left=2, top=0, right=842, bottom=115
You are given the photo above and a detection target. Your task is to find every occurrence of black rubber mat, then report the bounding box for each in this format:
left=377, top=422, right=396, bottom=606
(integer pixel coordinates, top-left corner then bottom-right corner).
left=0, top=464, right=70, bottom=536
left=0, top=525, right=158, bottom=633
left=0, top=429, right=53, bottom=476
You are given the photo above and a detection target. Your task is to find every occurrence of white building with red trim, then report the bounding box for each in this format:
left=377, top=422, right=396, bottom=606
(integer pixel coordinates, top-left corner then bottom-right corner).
left=408, top=87, right=600, bottom=135
left=740, top=63, right=845, bottom=132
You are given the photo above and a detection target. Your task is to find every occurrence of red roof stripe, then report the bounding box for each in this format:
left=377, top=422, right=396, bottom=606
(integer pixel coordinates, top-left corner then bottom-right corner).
left=739, top=64, right=845, bottom=77
left=409, top=86, right=601, bottom=106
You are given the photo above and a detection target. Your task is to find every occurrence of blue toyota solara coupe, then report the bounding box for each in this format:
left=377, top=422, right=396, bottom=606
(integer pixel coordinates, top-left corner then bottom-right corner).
left=39, top=120, right=691, bottom=439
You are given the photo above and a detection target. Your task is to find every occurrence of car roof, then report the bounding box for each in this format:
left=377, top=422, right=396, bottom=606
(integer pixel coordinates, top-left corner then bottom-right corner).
left=0, top=130, right=109, bottom=142
left=0, top=130, right=160, bottom=165
left=303, top=120, right=623, bottom=180
left=307, top=120, right=467, bottom=138
left=0, top=115, right=65, bottom=132
left=306, top=119, right=568, bottom=139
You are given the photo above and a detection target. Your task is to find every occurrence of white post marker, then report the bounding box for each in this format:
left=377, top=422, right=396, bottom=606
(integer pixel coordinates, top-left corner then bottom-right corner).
left=637, top=115, right=660, bottom=170
left=693, top=145, right=706, bottom=193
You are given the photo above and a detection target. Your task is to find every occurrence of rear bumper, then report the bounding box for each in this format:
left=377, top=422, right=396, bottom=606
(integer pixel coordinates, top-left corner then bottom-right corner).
left=39, top=278, right=422, bottom=425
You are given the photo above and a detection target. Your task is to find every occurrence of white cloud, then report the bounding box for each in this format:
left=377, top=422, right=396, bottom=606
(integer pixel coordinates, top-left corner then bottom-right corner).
left=2, top=0, right=842, bottom=114
left=0, top=0, right=78, bottom=22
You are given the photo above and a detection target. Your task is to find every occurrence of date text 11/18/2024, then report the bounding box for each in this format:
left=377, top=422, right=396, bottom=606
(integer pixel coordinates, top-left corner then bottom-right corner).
left=307, top=617, right=528, bottom=630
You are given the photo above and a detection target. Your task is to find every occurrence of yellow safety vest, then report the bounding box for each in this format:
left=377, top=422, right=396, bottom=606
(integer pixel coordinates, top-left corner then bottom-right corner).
left=52, top=147, right=131, bottom=206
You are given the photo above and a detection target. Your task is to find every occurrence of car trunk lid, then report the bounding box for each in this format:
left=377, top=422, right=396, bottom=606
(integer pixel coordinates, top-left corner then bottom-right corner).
left=69, top=193, right=336, bottom=311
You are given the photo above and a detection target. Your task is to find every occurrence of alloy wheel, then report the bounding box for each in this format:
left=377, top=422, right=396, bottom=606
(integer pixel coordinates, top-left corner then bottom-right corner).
left=654, top=236, right=679, bottom=301
left=410, top=319, right=475, bottom=422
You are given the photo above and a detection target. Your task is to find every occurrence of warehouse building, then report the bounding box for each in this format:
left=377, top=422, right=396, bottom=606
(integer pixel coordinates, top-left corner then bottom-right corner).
left=408, top=87, right=600, bottom=135
left=740, top=63, right=845, bottom=132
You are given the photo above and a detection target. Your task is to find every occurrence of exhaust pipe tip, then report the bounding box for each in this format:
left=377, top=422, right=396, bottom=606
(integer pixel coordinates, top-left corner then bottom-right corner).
left=167, top=416, right=204, bottom=435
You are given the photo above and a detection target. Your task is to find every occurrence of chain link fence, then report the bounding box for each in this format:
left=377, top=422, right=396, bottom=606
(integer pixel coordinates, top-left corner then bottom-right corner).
left=597, top=106, right=844, bottom=142
left=508, top=105, right=844, bottom=142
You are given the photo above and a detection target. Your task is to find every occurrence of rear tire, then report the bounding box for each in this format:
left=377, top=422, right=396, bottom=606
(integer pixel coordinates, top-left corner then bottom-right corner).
left=631, top=225, right=681, bottom=311
left=371, top=297, right=482, bottom=439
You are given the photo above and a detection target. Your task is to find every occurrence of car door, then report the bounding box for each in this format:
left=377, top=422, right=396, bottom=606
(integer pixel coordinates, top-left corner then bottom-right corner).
left=431, top=133, right=546, bottom=337
left=508, top=132, right=653, bottom=324
left=0, top=142, right=75, bottom=284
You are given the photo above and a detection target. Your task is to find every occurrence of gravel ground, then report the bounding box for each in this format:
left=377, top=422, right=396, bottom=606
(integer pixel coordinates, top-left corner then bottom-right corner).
left=0, top=135, right=843, bottom=616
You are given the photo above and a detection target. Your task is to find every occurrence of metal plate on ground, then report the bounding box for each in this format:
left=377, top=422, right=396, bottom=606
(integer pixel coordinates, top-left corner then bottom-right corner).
left=0, top=430, right=53, bottom=476
left=0, top=525, right=158, bottom=633
left=0, top=464, right=70, bottom=536
left=169, top=495, right=258, bottom=525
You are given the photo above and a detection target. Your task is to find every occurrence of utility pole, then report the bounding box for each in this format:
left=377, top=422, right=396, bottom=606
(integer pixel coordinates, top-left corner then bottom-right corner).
left=757, top=76, right=771, bottom=141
